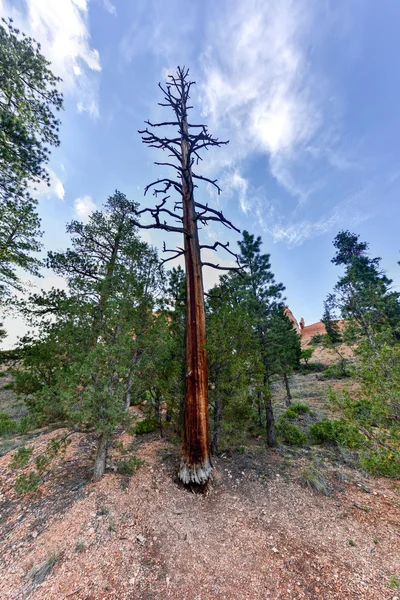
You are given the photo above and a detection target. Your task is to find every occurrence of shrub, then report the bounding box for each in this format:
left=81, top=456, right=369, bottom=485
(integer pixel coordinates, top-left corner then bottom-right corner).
left=0, top=371, right=7, bottom=377
left=116, top=455, right=145, bottom=475
left=134, top=417, right=157, bottom=435
left=309, top=419, right=365, bottom=449
left=14, top=472, right=41, bottom=495
left=318, top=364, right=349, bottom=380
left=18, top=416, right=31, bottom=435
left=2, top=382, right=14, bottom=390
left=10, top=445, right=34, bottom=468
left=277, top=420, right=307, bottom=446
left=283, top=403, right=312, bottom=419
left=0, top=412, right=18, bottom=436
left=360, top=449, right=400, bottom=478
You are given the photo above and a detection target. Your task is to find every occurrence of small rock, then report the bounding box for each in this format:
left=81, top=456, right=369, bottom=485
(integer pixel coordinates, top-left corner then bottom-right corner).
left=136, top=534, right=146, bottom=544
left=272, top=547, right=279, bottom=553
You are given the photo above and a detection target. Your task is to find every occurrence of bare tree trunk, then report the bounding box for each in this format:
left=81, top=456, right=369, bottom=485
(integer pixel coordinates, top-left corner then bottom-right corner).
left=283, top=373, right=292, bottom=407
left=178, top=101, right=212, bottom=486
left=93, top=431, right=109, bottom=482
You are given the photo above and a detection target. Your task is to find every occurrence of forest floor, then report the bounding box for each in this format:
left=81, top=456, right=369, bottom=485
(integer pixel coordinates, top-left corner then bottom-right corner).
left=0, top=368, right=400, bottom=600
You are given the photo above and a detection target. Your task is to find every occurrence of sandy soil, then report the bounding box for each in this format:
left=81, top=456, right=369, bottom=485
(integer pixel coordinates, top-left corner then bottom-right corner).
left=1, top=427, right=399, bottom=600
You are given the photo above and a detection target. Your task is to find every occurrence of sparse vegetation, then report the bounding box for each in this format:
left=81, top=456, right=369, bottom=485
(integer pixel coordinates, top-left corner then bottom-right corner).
left=116, top=455, right=145, bottom=475
left=388, top=575, right=400, bottom=590
left=301, top=463, right=330, bottom=495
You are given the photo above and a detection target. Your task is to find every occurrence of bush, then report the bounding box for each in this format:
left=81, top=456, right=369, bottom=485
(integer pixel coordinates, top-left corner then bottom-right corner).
left=360, top=449, right=400, bottom=478
left=18, top=416, right=31, bottom=435
left=0, top=371, right=7, bottom=377
left=309, top=419, right=365, bottom=449
left=10, top=445, right=34, bottom=468
left=134, top=417, right=157, bottom=435
left=116, top=455, right=145, bottom=475
left=2, top=382, right=14, bottom=390
left=14, top=472, right=41, bottom=495
left=318, top=364, right=349, bottom=380
left=277, top=420, right=307, bottom=446
left=0, top=412, right=18, bottom=436
left=283, top=403, right=312, bottom=419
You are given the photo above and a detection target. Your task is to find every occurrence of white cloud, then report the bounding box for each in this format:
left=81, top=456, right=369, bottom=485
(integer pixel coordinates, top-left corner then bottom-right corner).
left=74, top=196, right=97, bottom=223
left=32, top=168, right=65, bottom=201
left=103, top=0, right=116, bottom=15
left=231, top=171, right=249, bottom=214
left=199, top=0, right=320, bottom=194
left=269, top=200, right=371, bottom=247
left=2, top=0, right=101, bottom=117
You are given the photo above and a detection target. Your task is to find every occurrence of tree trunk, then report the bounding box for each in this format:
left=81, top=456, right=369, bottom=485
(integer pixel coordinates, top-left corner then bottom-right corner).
left=211, top=396, right=222, bottom=455
left=257, top=391, right=263, bottom=426
left=178, top=101, right=212, bottom=486
left=93, top=431, right=109, bottom=482
left=124, top=349, right=138, bottom=412
left=264, top=385, right=277, bottom=447
left=283, top=373, right=292, bottom=407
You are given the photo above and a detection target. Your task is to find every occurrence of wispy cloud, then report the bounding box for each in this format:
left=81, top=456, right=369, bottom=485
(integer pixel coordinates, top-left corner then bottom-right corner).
left=74, top=196, right=96, bottom=223
left=269, top=199, right=372, bottom=247
left=33, top=168, right=65, bottom=201
left=103, top=0, right=116, bottom=16
left=2, top=0, right=101, bottom=117
left=199, top=0, right=322, bottom=195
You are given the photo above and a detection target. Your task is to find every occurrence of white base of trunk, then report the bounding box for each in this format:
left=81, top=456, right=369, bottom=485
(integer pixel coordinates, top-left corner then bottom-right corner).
left=178, top=457, right=213, bottom=485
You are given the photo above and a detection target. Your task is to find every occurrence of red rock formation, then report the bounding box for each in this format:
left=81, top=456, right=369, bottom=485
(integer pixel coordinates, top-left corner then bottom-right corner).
left=284, top=306, right=300, bottom=332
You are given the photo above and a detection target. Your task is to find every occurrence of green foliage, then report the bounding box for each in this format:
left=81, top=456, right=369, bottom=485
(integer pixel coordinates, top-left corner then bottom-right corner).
left=328, top=231, right=400, bottom=345
left=318, top=363, right=349, bottom=380
left=0, top=19, right=63, bottom=295
left=360, top=450, right=400, bottom=478
left=134, top=417, right=157, bottom=434
left=309, top=419, right=365, bottom=449
left=0, top=371, right=6, bottom=377
left=283, top=403, right=312, bottom=419
left=18, top=416, right=31, bottom=434
left=14, top=471, right=41, bottom=495
left=388, top=575, right=400, bottom=590
left=2, top=381, right=14, bottom=390
left=116, top=455, right=145, bottom=475
left=10, top=445, right=33, bottom=468
left=276, top=419, right=307, bottom=445
left=0, top=19, right=63, bottom=200
left=0, top=411, right=18, bottom=435
left=300, top=348, right=314, bottom=365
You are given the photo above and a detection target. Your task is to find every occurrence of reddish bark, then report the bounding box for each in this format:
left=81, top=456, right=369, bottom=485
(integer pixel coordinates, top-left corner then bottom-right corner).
left=179, top=110, right=212, bottom=485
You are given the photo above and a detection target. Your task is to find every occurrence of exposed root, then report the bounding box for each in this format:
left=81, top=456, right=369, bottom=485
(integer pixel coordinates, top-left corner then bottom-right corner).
left=178, top=457, right=213, bottom=486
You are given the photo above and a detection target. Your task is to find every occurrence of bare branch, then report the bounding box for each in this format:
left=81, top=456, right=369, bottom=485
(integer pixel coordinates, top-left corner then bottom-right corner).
left=143, top=178, right=182, bottom=196
left=199, top=241, right=240, bottom=261
left=201, top=262, right=242, bottom=272
left=195, top=202, right=241, bottom=233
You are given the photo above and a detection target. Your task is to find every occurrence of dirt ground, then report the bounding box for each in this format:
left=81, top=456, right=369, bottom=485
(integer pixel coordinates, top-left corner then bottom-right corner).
left=1, top=423, right=400, bottom=600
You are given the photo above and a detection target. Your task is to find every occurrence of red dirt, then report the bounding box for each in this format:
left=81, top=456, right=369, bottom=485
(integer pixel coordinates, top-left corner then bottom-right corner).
left=1, top=430, right=399, bottom=600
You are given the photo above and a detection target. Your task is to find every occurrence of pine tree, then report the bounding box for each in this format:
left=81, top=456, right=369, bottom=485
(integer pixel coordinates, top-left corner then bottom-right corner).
left=0, top=19, right=63, bottom=296
left=329, top=231, right=400, bottom=347
left=16, top=192, right=165, bottom=480
left=264, top=309, right=301, bottom=407
left=230, top=231, right=285, bottom=447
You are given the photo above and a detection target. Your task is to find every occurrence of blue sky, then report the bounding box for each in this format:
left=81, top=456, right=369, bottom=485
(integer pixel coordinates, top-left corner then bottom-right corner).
left=1, top=0, right=400, bottom=347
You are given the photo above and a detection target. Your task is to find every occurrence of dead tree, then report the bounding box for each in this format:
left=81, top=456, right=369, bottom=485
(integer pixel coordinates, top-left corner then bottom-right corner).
left=135, top=67, right=240, bottom=485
